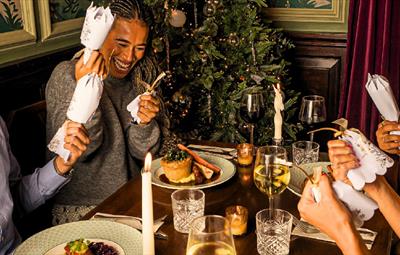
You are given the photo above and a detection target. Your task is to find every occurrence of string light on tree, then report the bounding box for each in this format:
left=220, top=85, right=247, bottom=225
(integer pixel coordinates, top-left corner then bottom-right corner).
left=143, top=0, right=300, bottom=144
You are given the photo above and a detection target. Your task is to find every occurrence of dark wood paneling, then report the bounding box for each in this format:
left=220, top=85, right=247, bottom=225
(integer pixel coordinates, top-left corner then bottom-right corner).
left=0, top=47, right=80, bottom=117
left=295, top=57, right=340, bottom=121
left=290, top=32, right=347, bottom=122
left=287, top=32, right=347, bottom=149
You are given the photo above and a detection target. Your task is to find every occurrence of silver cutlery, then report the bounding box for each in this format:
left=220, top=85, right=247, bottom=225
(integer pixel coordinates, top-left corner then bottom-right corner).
left=92, top=213, right=168, bottom=239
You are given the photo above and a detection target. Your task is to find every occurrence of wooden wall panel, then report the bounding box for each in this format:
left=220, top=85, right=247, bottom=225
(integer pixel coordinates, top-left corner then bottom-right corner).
left=290, top=32, right=347, bottom=121
left=288, top=32, right=347, bottom=149
left=0, top=47, right=79, bottom=117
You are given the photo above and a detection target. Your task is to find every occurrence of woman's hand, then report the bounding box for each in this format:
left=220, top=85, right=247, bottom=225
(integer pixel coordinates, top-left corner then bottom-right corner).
left=298, top=175, right=353, bottom=240
left=298, top=176, right=369, bottom=255
left=376, top=121, right=400, bottom=155
left=138, top=94, right=160, bottom=124
left=75, top=51, right=107, bottom=81
left=55, top=121, right=90, bottom=175
left=327, top=140, right=360, bottom=182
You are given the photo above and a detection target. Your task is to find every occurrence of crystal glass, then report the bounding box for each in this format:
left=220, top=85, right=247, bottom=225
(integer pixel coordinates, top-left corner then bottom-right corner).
left=256, top=209, right=293, bottom=255
left=253, top=146, right=289, bottom=212
left=240, top=92, right=265, bottom=145
left=298, top=95, right=327, bottom=142
left=186, top=215, right=236, bottom=255
left=292, top=141, right=319, bottom=165
left=171, top=189, right=205, bottom=233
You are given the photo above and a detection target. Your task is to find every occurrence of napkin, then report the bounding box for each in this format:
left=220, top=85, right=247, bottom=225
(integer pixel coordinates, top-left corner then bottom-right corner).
left=80, top=2, right=115, bottom=63
left=48, top=3, right=114, bottom=161
left=127, top=92, right=151, bottom=124
left=366, top=73, right=400, bottom=123
left=292, top=220, right=377, bottom=250
left=332, top=181, right=378, bottom=222
left=339, top=129, right=393, bottom=190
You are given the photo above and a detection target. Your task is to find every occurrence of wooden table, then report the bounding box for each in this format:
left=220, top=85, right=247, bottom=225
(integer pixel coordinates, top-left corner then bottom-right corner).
left=83, top=148, right=392, bottom=255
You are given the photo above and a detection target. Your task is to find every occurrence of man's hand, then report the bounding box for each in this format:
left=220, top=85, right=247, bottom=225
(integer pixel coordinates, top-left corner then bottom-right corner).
left=327, top=140, right=360, bottom=181
left=54, top=121, right=90, bottom=175
left=138, top=94, right=160, bottom=124
left=75, top=51, right=107, bottom=81
left=376, top=121, right=400, bottom=155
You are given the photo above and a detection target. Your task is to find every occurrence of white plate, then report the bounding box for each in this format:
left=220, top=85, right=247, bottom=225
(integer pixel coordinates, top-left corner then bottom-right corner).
left=151, top=154, right=236, bottom=190
left=288, top=162, right=331, bottom=197
left=14, top=220, right=142, bottom=255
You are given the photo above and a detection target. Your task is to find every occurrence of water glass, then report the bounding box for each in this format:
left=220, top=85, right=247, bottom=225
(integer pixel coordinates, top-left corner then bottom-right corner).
left=256, top=209, right=293, bottom=255
left=171, top=189, right=205, bottom=233
left=186, top=215, right=236, bottom=255
left=292, top=141, right=319, bottom=165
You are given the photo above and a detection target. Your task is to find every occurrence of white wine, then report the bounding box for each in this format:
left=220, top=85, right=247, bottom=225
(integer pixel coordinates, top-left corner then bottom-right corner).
left=186, top=242, right=236, bottom=255
left=254, top=164, right=290, bottom=197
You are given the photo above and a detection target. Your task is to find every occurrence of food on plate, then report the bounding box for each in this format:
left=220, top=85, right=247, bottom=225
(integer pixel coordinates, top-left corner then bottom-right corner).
left=177, top=144, right=221, bottom=173
left=160, top=144, right=222, bottom=185
left=64, top=239, right=118, bottom=255
left=194, top=162, right=213, bottom=179
left=64, top=239, right=93, bottom=255
left=160, top=149, right=193, bottom=182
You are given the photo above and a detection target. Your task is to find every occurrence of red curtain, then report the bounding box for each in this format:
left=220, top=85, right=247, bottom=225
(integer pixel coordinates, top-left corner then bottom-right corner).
left=339, top=0, right=400, bottom=142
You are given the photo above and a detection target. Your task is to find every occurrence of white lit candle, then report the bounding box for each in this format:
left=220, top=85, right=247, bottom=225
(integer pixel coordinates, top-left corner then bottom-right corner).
left=273, top=83, right=284, bottom=140
left=142, top=152, right=155, bottom=255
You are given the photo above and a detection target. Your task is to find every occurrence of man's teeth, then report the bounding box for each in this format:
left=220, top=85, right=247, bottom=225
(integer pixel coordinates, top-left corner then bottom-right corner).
left=114, top=58, right=130, bottom=70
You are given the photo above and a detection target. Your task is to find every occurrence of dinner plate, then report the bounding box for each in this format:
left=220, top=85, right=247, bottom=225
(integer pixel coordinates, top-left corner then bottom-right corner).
left=288, top=162, right=331, bottom=197
left=14, top=220, right=142, bottom=255
left=151, top=153, right=236, bottom=190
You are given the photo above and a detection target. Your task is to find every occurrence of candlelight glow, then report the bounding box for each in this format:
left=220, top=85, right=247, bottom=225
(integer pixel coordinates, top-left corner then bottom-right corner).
left=144, top=152, right=152, bottom=172
left=277, top=83, right=281, bottom=90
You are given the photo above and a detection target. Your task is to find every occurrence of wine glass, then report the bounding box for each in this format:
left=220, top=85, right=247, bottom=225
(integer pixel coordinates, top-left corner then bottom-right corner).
left=253, top=146, right=289, bottom=212
left=186, top=215, right=236, bottom=255
left=298, top=95, right=327, bottom=142
left=240, top=92, right=265, bottom=145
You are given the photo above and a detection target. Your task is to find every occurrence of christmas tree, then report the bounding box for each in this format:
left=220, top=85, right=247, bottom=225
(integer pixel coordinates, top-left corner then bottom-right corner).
left=144, top=0, right=301, bottom=145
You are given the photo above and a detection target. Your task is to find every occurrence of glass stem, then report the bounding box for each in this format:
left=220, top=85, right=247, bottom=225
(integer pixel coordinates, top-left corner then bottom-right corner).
left=268, top=196, right=274, bottom=219
left=249, top=123, right=255, bottom=145
left=309, top=132, right=314, bottom=143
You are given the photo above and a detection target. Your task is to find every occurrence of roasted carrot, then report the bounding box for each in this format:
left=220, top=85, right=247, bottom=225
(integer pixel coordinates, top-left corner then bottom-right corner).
left=177, top=144, right=221, bottom=173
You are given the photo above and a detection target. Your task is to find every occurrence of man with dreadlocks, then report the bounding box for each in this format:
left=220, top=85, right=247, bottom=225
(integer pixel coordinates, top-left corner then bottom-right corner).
left=46, top=0, right=168, bottom=224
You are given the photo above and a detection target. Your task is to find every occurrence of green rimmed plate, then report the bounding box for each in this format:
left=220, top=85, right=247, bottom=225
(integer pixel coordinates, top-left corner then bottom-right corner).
left=14, top=220, right=142, bottom=255
left=288, top=162, right=331, bottom=197
left=151, top=153, right=236, bottom=190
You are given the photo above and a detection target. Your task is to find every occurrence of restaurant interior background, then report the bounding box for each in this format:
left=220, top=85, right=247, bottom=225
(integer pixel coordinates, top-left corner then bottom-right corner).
left=0, top=0, right=348, bottom=238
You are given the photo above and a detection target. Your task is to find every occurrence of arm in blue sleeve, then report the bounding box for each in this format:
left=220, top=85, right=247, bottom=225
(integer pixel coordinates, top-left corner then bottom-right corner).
left=17, top=158, right=70, bottom=213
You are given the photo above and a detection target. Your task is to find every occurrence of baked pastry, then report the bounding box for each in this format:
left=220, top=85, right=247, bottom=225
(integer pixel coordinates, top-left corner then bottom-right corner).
left=160, top=150, right=193, bottom=182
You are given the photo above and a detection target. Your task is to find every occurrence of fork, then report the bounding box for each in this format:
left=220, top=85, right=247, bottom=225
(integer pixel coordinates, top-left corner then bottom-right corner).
left=292, top=217, right=319, bottom=234
left=93, top=213, right=169, bottom=239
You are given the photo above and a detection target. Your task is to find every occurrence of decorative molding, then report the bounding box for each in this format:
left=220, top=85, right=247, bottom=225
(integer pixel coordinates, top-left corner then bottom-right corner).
left=37, top=0, right=83, bottom=42
left=263, top=0, right=349, bottom=33
left=0, top=0, right=36, bottom=49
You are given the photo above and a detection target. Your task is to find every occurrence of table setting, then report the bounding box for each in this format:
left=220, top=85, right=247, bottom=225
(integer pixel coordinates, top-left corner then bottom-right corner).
left=14, top=88, right=394, bottom=255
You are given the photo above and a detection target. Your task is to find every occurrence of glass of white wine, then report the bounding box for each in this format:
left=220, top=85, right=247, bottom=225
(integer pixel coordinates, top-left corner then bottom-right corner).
left=253, top=146, right=289, bottom=212
left=186, top=215, right=236, bottom=255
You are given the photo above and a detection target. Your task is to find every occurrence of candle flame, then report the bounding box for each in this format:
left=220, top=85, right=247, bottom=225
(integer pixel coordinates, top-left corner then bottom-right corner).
left=144, top=152, right=152, bottom=173
left=277, top=83, right=281, bottom=90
